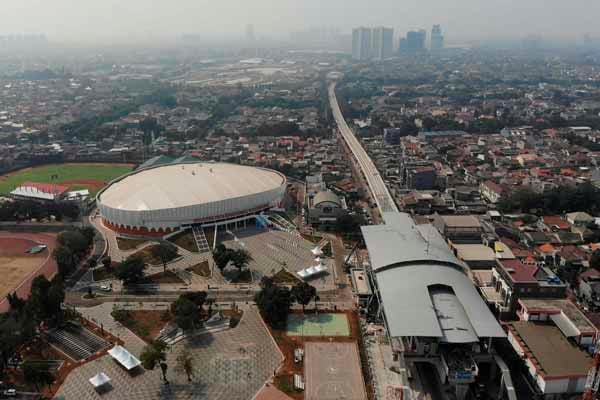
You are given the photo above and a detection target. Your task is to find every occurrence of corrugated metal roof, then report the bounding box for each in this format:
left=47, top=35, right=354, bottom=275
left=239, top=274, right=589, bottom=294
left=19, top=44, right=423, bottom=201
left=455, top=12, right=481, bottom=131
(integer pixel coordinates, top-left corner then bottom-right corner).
left=361, top=212, right=463, bottom=272
left=362, top=212, right=505, bottom=340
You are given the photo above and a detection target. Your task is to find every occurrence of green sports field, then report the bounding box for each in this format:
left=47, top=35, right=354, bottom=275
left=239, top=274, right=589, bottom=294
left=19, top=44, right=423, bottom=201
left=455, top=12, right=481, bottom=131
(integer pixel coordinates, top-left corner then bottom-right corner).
left=0, top=163, right=134, bottom=195
left=286, top=313, right=350, bottom=336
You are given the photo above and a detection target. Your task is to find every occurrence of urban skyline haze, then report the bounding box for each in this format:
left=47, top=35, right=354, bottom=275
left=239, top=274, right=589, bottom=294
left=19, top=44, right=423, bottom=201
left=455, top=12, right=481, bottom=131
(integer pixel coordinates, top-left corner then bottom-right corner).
left=2, top=0, right=600, bottom=44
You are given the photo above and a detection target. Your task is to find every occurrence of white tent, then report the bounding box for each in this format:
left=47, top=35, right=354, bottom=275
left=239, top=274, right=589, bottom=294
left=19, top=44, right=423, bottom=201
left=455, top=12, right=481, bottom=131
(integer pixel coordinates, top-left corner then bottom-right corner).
left=297, top=264, right=328, bottom=279
left=311, top=247, right=323, bottom=256
left=108, top=345, right=142, bottom=370
left=89, top=372, right=110, bottom=388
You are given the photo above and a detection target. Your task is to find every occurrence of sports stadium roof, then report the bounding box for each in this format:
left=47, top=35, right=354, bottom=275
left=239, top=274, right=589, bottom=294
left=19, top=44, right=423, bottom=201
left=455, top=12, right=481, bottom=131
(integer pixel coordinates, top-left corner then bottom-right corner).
left=99, top=163, right=285, bottom=211
left=361, top=212, right=505, bottom=342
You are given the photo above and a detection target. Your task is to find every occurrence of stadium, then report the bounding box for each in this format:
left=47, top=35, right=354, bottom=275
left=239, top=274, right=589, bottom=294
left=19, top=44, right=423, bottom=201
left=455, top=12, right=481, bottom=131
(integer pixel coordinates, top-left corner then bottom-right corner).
left=97, top=162, right=287, bottom=237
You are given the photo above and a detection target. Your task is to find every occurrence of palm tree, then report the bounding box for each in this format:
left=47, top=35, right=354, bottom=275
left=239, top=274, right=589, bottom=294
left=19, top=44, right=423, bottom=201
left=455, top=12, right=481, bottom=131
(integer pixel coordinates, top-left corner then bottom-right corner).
left=175, top=350, right=195, bottom=382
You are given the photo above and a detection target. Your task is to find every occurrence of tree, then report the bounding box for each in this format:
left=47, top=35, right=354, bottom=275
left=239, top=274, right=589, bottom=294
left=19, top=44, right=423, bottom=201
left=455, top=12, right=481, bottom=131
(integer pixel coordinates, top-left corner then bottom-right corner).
left=181, top=291, right=207, bottom=310
left=175, top=350, right=194, bottom=382
left=152, top=242, right=179, bottom=272
left=140, top=340, right=169, bottom=382
left=115, top=255, right=146, bottom=285
left=53, top=245, right=78, bottom=277
left=22, top=361, right=54, bottom=391
left=591, top=250, right=600, bottom=270
left=171, top=297, right=197, bottom=330
left=213, top=243, right=234, bottom=271
left=102, top=256, right=112, bottom=270
left=230, top=249, right=252, bottom=271
left=255, top=277, right=292, bottom=329
left=57, top=230, right=89, bottom=254
left=292, top=282, right=317, bottom=314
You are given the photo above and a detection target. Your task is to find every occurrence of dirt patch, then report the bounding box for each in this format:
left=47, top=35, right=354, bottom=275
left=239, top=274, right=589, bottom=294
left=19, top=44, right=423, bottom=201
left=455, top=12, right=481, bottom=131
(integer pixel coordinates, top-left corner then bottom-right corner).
left=145, top=270, right=186, bottom=284
left=60, top=179, right=106, bottom=193
left=116, top=236, right=148, bottom=251
left=0, top=238, right=48, bottom=300
left=168, top=230, right=199, bottom=253
left=272, top=268, right=301, bottom=284
left=125, top=310, right=171, bottom=343
left=133, top=244, right=179, bottom=265
left=186, top=261, right=211, bottom=277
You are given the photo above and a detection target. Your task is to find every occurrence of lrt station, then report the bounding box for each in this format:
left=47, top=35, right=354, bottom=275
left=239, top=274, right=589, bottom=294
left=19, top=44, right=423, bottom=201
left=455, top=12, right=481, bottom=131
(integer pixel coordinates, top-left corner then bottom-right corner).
left=361, top=212, right=512, bottom=400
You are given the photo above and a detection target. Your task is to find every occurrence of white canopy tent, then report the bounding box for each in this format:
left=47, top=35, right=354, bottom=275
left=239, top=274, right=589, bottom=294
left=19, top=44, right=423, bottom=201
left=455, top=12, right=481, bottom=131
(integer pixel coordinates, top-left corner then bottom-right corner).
left=108, top=346, right=142, bottom=370
left=89, top=372, right=111, bottom=388
left=311, top=247, right=323, bottom=256
left=298, top=264, right=328, bottom=279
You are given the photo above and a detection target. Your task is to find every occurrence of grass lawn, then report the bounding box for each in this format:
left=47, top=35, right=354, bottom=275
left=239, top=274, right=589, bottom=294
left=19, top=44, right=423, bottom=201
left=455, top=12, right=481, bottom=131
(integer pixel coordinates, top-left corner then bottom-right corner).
left=133, top=244, right=179, bottom=265
left=116, top=237, right=148, bottom=251
left=167, top=230, right=198, bottom=252
left=186, top=261, right=211, bottom=277
left=145, top=270, right=186, bottom=284
left=0, top=163, right=133, bottom=195
left=272, top=268, right=301, bottom=284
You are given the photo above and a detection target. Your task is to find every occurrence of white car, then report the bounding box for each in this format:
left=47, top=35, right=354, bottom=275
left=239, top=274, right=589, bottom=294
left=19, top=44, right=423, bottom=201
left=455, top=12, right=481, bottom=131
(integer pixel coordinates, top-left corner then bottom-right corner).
left=99, top=284, right=112, bottom=292
left=3, top=389, right=16, bottom=397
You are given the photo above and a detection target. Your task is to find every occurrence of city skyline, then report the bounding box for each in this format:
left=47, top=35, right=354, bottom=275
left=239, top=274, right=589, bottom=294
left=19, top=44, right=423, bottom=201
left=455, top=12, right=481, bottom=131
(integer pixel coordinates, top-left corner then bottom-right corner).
left=1, top=0, right=600, bottom=45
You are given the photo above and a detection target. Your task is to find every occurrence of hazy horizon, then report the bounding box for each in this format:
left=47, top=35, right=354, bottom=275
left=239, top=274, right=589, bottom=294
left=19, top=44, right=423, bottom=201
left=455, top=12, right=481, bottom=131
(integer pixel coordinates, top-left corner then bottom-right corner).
left=3, top=0, right=600, bottom=44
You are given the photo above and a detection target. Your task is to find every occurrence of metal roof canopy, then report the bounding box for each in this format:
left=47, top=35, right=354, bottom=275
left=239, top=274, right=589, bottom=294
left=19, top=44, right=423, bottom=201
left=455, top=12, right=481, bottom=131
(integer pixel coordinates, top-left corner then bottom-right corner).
left=362, top=212, right=505, bottom=341
left=361, top=212, right=464, bottom=272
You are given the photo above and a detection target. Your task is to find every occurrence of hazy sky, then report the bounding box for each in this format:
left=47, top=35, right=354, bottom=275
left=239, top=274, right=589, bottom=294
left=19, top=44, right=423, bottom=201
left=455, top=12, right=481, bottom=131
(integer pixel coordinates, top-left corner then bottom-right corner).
left=4, top=0, right=600, bottom=43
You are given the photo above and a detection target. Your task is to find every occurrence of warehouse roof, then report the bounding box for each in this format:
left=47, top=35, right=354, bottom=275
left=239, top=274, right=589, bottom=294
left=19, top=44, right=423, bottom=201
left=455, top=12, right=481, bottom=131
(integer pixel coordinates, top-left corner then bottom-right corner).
left=99, top=163, right=285, bottom=211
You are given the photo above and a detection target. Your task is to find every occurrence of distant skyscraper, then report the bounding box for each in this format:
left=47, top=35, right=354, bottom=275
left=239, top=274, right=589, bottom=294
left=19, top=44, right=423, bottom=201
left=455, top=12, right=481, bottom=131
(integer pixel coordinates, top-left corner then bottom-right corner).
left=246, top=24, right=255, bottom=41
left=352, top=27, right=372, bottom=60
left=372, top=27, right=394, bottom=60
left=431, top=25, right=444, bottom=51
left=401, top=30, right=426, bottom=54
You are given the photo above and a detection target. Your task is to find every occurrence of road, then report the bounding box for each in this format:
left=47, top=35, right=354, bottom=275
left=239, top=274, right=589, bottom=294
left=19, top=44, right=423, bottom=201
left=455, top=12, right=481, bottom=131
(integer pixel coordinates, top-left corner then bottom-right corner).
left=328, top=82, right=398, bottom=218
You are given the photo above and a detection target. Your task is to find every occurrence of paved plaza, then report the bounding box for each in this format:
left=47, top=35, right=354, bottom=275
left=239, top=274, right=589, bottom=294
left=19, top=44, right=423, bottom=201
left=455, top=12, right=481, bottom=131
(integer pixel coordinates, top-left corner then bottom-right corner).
left=220, top=228, right=336, bottom=290
left=56, top=305, right=283, bottom=400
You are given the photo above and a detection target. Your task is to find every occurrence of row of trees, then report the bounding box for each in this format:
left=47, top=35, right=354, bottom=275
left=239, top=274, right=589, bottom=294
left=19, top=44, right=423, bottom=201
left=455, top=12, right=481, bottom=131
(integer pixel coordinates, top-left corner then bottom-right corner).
left=52, top=227, right=95, bottom=277
left=1, top=275, right=66, bottom=382
left=497, top=182, right=600, bottom=215
left=255, top=278, right=317, bottom=329
left=0, top=199, right=79, bottom=222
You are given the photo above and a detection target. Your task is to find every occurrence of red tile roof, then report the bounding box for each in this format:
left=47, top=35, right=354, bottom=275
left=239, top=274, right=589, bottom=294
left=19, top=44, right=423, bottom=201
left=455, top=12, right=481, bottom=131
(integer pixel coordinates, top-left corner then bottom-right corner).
left=542, top=216, right=571, bottom=231
left=499, top=259, right=539, bottom=283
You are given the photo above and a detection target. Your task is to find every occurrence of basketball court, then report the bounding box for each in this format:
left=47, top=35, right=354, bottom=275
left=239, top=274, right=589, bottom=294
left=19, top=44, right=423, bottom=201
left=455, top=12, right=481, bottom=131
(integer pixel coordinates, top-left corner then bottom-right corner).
left=304, top=342, right=367, bottom=400
left=286, top=313, right=350, bottom=336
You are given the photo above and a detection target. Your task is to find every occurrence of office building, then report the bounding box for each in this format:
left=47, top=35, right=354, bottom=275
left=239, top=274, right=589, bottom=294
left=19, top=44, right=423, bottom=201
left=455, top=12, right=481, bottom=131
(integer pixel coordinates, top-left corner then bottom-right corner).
left=399, top=30, right=426, bottom=54
left=372, top=26, right=394, bottom=60
left=352, top=27, right=372, bottom=60
left=431, top=24, right=444, bottom=51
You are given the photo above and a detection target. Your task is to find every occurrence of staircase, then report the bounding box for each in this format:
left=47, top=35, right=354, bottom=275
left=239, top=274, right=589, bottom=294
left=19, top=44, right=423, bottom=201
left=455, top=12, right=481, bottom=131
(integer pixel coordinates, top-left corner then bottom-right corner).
left=192, top=225, right=211, bottom=253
